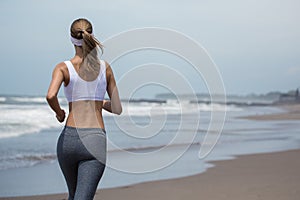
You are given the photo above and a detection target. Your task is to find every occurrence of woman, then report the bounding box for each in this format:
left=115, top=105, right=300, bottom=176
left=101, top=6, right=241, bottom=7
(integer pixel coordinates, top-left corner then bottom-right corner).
left=46, top=18, right=122, bottom=200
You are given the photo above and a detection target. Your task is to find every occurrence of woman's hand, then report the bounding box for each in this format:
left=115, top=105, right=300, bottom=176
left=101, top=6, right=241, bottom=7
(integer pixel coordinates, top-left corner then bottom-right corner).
left=102, top=100, right=112, bottom=113
left=56, top=109, right=66, bottom=123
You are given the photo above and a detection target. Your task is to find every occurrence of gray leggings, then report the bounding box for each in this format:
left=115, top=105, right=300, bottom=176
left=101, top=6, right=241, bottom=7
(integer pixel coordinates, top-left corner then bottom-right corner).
left=57, top=126, right=106, bottom=200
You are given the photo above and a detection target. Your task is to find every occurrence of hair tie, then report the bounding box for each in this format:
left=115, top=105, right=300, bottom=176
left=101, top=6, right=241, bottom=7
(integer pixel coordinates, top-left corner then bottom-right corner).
left=70, top=32, right=94, bottom=46
left=70, top=36, right=83, bottom=46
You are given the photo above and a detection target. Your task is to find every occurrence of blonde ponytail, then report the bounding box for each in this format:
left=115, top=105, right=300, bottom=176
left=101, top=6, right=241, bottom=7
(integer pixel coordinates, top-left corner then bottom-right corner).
left=70, top=18, right=104, bottom=73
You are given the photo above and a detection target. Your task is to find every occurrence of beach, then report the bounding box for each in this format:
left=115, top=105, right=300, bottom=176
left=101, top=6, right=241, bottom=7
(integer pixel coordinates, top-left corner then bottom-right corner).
left=1, top=0, right=299, bottom=198
left=0, top=149, right=299, bottom=200
left=0, top=103, right=299, bottom=200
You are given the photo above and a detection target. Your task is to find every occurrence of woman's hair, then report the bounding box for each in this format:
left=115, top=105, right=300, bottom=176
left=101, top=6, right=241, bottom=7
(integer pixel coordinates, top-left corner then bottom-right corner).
left=70, top=18, right=104, bottom=72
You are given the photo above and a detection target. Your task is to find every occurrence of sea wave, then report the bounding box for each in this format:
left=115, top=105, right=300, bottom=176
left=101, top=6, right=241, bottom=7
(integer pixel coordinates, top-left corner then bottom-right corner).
left=0, top=104, right=61, bottom=139
left=118, top=101, right=241, bottom=117
left=0, top=95, right=241, bottom=139
left=0, top=96, right=68, bottom=105
left=10, top=97, right=47, bottom=104
left=0, top=153, right=57, bottom=170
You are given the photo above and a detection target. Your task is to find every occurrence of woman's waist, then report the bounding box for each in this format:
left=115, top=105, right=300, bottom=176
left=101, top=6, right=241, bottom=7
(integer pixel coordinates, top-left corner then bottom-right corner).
left=66, top=112, right=105, bottom=130
left=61, top=125, right=106, bottom=137
left=68, top=100, right=103, bottom=109
left=65, top=120, right=105, bottom=130
left=67, top=109, right=104, bottom=120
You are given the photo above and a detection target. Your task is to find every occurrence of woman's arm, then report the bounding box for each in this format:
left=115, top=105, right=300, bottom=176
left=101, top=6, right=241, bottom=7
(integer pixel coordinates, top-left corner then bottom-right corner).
left=46, top=63, right=66, bottom=122
left=104, top=62, right=122, bottom=115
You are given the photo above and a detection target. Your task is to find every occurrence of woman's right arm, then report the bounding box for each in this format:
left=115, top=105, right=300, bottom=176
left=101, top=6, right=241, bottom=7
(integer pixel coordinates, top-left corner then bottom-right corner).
left=103, top=62, right=122, bottom=115
left=46, top=63, right=66, bottom=122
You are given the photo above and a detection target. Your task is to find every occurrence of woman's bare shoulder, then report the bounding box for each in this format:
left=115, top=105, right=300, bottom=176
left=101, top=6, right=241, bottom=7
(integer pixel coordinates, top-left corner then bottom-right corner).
left=103, top=60, right=113, bottom=73
left=51, top=62, right=69, bottom=76
left=55, top=62, right=67, bottom=70
left=51, top=62, right=69, bottom=81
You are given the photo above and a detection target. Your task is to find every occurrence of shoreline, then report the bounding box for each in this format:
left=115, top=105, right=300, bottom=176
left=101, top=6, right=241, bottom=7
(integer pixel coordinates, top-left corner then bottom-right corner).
left=239, top=103, right=300, bottom=121
left=1, top=148, right=299, bottom=200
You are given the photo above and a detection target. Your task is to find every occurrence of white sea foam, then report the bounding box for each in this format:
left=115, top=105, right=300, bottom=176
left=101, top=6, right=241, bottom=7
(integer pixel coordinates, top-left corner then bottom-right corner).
left=10, top=97, right=47, bottom=104
left=0, top=96, right=240, bottom=139
left=0, top=104, right=62, bottom=139
left=114, top=101, right=241, bottom=117
left=0, top=153, right=56, bottom=170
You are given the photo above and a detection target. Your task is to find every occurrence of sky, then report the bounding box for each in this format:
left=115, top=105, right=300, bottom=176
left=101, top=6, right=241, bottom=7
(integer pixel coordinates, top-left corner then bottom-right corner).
left=0, top=0, right=299, bottom=98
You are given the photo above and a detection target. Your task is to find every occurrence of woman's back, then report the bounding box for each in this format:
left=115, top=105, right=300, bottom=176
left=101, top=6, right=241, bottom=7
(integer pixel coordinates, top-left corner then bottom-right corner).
left=63, top=58, right=107, bottom=129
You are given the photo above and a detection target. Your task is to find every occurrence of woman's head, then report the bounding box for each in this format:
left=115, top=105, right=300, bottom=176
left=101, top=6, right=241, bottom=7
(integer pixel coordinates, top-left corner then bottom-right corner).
left=70, top=18, right=103, bottom=71
left=70, top=18, right=92, bottom=39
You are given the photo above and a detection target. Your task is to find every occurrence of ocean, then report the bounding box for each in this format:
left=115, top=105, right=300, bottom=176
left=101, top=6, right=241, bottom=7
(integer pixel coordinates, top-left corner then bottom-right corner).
left=0, top=94, right=300, bottom=197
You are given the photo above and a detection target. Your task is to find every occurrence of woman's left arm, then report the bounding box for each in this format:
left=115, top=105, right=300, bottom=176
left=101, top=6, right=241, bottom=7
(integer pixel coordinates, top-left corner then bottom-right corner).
left=46, top=63, right=66, bottom=123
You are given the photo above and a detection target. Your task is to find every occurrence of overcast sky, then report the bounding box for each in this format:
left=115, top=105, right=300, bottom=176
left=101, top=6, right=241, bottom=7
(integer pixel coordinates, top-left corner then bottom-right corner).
left=0, top=0, right=299, bottom=98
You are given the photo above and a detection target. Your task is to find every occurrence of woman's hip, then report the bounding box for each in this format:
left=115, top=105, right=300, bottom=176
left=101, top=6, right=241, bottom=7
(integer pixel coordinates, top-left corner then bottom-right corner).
left=57, top=126, right=107, bottom=164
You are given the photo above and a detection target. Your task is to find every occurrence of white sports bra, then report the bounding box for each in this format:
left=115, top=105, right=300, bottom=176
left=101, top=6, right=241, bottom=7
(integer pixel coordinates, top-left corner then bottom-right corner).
left=63, top=60, right=107, bottom=102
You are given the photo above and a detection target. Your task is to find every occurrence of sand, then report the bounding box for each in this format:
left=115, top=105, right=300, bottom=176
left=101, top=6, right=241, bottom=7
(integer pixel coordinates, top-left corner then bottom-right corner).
left=1, top=104, right=299, bottom=200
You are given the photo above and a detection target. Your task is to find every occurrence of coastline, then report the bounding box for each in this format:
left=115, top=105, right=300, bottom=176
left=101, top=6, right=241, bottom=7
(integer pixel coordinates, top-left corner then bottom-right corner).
left=1, top=149, right=299, bottom=200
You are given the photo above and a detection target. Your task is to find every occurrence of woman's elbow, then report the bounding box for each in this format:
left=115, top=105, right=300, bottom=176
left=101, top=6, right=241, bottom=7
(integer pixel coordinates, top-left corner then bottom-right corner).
left=113, top=105, right=122, bottom=115
left=46, top=93, right=57, bottom=102
left=115, top=106, right=122, bottom=115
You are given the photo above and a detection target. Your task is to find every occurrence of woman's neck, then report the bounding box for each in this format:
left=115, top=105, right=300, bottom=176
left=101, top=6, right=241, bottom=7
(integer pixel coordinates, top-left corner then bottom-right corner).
left=74, top=46, right=83, bottom=58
